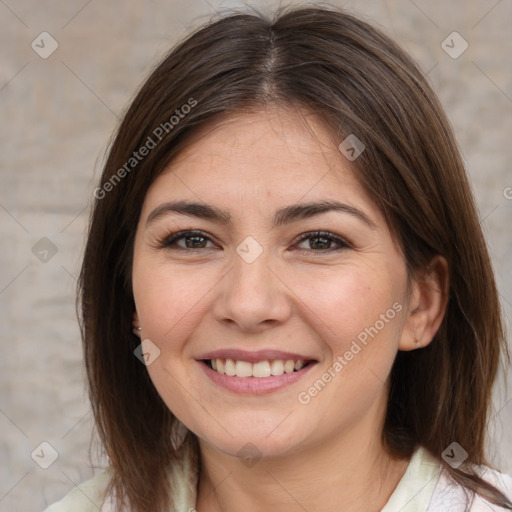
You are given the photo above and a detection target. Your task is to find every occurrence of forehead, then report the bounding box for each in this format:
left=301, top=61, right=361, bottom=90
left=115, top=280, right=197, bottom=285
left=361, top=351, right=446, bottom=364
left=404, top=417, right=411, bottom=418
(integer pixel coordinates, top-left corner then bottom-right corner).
left=141, top=108, right=382, bottom=224
left=167, top=108, right=341, bottom=174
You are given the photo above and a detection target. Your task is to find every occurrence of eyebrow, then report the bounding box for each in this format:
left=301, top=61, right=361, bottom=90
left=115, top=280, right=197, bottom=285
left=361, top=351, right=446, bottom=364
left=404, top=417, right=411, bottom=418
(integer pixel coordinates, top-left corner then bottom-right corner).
left=145, top=200, right=376, bottom=229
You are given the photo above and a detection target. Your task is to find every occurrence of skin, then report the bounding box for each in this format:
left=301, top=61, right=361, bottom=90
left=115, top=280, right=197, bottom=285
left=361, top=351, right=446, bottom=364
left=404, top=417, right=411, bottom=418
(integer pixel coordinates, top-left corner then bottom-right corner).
left=131, top=106, right=449, bottom=512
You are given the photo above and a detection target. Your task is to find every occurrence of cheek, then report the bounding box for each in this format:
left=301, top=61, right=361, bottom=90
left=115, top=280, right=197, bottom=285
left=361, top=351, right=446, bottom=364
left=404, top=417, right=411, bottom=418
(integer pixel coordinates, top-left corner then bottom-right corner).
left=131, top=265, right=213, bottom=422
left=132, top=262, right=215, bottom=352
left=295, top=267, right=404, bottom=417
left=293, top=264, right=401, bottom=355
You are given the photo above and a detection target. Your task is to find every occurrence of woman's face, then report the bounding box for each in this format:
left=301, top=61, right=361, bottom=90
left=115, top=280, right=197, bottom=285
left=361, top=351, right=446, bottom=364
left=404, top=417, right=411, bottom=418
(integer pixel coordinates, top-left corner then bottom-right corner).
left=131, top=107, right=411, bottom=459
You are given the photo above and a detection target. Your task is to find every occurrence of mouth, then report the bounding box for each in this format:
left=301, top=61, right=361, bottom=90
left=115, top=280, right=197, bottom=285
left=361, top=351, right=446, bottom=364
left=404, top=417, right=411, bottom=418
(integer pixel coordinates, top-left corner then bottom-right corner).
left=203, top=358, right=315, bottom=378
left=196, top=349, right=318, bottom=394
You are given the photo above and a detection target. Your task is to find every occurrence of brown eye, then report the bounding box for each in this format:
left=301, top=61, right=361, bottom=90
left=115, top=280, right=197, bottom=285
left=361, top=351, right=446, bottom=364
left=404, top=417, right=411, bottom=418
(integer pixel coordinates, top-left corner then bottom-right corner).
left=160, top=230, right=217, bottom=250
left=294, top=231, right=351, bottom=252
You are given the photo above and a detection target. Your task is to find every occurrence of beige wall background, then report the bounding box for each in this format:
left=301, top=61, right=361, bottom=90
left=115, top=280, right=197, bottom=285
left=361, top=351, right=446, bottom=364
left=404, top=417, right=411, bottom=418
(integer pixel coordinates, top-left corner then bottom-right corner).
left=1, top=0, right=511, bottom=510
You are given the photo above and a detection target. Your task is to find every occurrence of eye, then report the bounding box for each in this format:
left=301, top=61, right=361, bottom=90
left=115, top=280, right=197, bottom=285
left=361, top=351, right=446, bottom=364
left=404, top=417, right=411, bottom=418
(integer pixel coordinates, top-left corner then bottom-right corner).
left=159, top=230, right=217, bottom=250
left=158, top=229, right=352, bottom=253
left=294, top=231, right=352, bottom=252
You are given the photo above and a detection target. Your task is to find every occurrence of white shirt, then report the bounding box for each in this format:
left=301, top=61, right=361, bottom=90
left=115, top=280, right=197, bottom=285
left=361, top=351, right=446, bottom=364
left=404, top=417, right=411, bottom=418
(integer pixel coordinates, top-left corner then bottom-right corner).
left=43, top=445, right=512, bottom=511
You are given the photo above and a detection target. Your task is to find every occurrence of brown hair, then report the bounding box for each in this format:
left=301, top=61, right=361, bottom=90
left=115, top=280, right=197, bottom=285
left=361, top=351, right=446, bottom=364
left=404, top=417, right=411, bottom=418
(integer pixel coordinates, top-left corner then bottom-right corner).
left=78, top=4, right=512, bottom=511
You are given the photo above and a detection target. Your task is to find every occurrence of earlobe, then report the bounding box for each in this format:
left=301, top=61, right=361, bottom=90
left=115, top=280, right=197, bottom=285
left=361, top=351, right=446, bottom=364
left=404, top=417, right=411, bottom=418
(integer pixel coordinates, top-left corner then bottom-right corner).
left=398, top=255, right=449, bottom=352
left=132, top=311, right=141, bottom=337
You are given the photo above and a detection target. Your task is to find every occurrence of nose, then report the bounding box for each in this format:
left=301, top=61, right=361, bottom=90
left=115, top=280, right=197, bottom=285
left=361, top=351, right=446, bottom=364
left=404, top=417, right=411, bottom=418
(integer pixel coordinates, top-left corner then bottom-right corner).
left=213, top=247, right=292, bottom=333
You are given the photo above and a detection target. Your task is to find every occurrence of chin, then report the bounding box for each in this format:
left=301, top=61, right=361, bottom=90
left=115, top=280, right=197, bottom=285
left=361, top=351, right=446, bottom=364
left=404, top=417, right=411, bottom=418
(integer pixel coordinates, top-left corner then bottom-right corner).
left=197, top=427, right=304, bottom=462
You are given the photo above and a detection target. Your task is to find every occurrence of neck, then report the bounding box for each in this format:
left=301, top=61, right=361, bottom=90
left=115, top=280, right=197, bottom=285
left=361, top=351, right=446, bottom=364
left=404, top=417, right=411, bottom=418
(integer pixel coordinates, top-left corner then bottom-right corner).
left=195, top=395, right=410, bottom=512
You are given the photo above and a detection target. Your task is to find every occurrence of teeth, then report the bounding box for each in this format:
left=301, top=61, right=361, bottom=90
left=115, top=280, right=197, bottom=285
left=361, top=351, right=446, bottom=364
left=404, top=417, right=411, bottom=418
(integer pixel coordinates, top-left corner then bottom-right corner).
left=253, top=361, right=271, bottom=378
left=210, top=358, right=308, bottom=377
left=270, top=360, right=284, bottom=376
left=225, top=359, right=236, bottom=376
left=235, top=360, right=252, bottom=377
left=284, top=360, right=295, bottom=373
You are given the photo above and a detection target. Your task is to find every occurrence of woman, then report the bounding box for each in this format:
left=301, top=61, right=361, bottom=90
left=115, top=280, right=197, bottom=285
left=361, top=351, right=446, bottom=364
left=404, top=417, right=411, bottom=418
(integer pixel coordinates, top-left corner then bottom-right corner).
left=44, top=5, right=512, bottom=512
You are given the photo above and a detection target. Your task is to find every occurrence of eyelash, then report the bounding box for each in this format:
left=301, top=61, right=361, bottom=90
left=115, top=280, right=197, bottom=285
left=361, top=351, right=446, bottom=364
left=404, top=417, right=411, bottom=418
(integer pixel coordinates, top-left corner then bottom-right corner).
left=158, top=230, right=352, bottom=253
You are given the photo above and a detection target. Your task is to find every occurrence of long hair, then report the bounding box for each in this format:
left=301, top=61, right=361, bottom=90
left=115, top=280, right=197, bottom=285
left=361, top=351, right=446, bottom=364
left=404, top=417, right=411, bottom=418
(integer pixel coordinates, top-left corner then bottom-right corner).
left=77, top=5, right=511, bottom=511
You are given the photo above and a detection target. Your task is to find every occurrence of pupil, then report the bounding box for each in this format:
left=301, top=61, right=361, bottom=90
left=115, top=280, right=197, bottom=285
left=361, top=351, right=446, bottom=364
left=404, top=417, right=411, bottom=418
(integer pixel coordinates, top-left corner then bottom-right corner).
left=312, top=237, right=330, bottom=250
left=186, top=236, right=206, bottom=248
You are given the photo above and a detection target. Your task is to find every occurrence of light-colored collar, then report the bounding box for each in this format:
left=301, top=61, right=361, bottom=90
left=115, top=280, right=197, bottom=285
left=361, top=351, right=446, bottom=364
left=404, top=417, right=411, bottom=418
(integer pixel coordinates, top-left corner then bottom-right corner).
left=381, top=446, right=442, bottom=512
left=168, top=437, right=199, bottom=511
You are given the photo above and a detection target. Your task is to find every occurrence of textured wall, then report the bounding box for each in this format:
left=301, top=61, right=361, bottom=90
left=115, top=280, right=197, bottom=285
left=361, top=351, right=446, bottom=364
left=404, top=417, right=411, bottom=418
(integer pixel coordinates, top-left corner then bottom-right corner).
left=1, top=0, right=511, bottom=510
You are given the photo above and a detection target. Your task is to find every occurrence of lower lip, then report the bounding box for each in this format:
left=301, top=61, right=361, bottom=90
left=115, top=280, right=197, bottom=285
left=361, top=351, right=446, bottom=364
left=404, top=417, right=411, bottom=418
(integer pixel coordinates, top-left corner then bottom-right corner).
left=198, top=360, right=317, bottom=395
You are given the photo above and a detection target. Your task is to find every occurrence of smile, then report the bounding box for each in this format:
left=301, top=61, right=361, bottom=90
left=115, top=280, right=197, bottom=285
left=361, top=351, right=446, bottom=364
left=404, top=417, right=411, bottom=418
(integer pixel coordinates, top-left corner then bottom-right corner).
left=207, top=358, right=311, bottom=378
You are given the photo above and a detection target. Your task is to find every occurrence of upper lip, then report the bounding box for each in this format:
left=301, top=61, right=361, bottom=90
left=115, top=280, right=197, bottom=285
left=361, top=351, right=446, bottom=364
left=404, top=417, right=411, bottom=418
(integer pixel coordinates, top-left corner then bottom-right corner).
left=197, top=349, right=316, bottom=364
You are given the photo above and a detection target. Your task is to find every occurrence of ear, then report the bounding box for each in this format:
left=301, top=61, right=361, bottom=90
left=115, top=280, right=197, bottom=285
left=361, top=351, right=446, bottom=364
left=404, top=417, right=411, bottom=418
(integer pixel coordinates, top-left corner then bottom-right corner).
left=132, top=310, right=140, bottom=329
left=399, top=255, right=449, bottom=351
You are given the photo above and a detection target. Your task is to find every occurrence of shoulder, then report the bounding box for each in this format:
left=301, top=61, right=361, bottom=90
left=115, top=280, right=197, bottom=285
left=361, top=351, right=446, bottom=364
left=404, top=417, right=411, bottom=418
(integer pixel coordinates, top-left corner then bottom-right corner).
left=42, top=438, right=199, bottom=512
left=43, top=468, right=113, bottom=512
left=428, top=462, right=512, bottom=512
left=472, top=465, right=512, bottom=511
